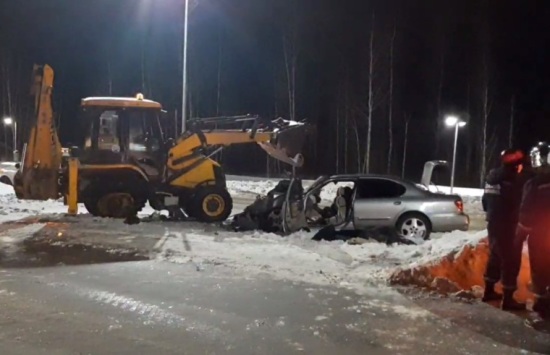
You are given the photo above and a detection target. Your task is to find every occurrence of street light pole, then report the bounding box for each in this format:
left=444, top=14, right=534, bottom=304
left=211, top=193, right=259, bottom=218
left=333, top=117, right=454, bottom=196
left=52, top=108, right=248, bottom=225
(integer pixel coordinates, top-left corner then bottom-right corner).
left=444, top=115, right=466, bottom=194
left=3, top=117, right=17, bottom=161
left=181, top=0, right=190, bottom=133
left=450, top=123, right=459, bottom=194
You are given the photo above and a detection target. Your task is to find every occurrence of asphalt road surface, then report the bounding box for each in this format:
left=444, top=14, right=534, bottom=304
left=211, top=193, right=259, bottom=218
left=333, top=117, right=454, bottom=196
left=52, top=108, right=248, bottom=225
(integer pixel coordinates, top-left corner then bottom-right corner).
left=1, top=258, right=549, bottom=355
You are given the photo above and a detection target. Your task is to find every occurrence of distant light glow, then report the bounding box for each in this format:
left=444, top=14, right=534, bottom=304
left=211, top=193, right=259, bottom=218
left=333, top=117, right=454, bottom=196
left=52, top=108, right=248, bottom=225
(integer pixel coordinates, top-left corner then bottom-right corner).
left=3, top=117, right=13, bottom=125
left=445, top=115, right=466, bottom=128
left=445, top=116, right=458, bottom=127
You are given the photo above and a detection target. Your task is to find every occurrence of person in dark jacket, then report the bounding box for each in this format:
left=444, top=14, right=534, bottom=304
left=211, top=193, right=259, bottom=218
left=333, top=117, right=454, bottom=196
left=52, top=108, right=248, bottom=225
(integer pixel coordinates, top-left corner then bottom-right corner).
left=482, top=148, right=530, bottom=310
left=517, top=142, right=550, bottom=321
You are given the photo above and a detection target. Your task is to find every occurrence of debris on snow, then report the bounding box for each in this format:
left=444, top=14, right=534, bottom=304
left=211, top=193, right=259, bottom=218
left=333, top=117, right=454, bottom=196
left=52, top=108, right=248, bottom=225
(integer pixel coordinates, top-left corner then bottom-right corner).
left=430, top=277, right=461, bottom=295
left=452, top=290, right=478, bottom=302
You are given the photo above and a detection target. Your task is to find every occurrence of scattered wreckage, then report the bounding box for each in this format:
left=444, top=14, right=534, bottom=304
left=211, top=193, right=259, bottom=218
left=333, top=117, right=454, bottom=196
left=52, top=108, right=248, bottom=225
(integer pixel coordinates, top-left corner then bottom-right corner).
left=230, top=161, right=470, bottom=244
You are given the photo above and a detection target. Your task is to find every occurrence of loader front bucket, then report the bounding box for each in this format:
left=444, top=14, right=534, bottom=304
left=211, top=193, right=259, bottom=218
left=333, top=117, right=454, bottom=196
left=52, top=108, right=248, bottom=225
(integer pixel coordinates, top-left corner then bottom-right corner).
left=259, top=119, right=314, bottom=167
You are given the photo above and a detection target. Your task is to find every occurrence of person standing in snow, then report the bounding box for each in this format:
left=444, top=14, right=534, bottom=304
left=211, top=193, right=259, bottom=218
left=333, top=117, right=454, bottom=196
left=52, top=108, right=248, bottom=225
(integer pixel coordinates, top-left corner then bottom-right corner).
left=517, top=142, right=550, bottom=322
left=482, top=148, right=530, bottom=310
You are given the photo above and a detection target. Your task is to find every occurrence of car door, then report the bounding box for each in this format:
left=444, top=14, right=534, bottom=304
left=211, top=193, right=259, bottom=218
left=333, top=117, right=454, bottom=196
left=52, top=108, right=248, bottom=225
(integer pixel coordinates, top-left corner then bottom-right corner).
left=353, top=178, right=407, bottom=229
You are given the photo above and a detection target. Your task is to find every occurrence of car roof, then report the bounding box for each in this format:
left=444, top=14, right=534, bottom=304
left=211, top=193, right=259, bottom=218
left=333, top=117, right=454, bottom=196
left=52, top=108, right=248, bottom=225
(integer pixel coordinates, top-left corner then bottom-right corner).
left=307, top=174, right=426, bottom=193
left=327, top=173, right=402, bottom=180
left=324, top=173, right=419, bottom=185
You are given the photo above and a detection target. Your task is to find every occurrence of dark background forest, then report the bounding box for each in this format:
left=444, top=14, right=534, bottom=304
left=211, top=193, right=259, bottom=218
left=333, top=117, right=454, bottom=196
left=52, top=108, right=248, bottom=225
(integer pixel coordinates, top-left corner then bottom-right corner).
left=0, top=0, right=549, bottom=187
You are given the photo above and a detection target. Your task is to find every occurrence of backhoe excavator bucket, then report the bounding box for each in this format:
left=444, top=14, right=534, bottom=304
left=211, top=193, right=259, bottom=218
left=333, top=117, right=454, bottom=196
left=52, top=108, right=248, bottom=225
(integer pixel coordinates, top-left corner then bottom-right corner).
left=259, top=119, right=314, bottom=168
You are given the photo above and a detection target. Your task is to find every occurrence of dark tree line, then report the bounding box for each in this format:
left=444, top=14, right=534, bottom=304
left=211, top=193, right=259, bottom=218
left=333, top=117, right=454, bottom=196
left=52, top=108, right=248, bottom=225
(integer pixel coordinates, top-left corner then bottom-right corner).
left=0, top=0, right=544, bottom=186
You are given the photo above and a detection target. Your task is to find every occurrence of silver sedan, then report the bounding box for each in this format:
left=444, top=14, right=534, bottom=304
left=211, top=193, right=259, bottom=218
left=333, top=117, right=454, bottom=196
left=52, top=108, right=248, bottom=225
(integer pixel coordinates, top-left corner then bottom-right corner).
left=304, top=174, right=469, bottom=240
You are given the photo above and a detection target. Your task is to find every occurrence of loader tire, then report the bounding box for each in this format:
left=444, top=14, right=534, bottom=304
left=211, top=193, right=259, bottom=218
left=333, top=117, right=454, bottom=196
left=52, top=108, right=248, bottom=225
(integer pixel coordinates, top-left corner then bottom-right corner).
left=84, top=191, right=146, bottom=219
left=191, top=187, right=233, bottom=223
left=84, top=198, right=101, bottom=217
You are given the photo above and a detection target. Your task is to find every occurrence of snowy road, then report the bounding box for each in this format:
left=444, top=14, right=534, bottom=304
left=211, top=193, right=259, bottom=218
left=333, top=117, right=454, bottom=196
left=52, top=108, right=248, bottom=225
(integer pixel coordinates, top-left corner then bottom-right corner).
left=1, top=260, right=548, bottom=354
left=2, top=178, right=546, bottom=354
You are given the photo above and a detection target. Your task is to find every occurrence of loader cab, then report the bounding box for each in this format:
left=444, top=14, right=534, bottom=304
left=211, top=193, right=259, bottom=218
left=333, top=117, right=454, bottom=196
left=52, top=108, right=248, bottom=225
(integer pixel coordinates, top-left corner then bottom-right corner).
left=79, top=95, right=165, bottom=181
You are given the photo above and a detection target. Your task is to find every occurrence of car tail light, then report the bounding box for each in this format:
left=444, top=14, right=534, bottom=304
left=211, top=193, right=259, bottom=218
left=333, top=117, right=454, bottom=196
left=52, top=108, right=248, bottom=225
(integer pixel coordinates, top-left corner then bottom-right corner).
left=455, top=200, right=464, bottom=213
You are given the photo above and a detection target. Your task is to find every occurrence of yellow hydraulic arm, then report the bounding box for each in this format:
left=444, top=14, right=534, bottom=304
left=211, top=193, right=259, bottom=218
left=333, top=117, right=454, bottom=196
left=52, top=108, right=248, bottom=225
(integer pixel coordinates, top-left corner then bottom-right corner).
left=15, top=64, right=63, bottom=200
left=167, top=130, right=273, bottom=170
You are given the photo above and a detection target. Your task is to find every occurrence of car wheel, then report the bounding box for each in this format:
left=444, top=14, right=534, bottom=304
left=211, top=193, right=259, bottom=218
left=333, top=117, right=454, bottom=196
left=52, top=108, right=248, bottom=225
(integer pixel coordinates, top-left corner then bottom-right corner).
left=396, top=213, right=431, bottom=241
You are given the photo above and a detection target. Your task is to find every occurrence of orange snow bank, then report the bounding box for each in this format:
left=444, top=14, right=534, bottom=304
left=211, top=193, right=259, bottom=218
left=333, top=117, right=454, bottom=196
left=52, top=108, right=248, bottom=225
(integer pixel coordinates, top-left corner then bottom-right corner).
left=389, top=237, right=533, bottom=302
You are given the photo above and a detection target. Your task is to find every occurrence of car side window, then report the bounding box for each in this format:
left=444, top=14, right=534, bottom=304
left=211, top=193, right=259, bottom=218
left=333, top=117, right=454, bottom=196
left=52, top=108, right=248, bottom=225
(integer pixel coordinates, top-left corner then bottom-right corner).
left=356, top=179, right=406, bottom=199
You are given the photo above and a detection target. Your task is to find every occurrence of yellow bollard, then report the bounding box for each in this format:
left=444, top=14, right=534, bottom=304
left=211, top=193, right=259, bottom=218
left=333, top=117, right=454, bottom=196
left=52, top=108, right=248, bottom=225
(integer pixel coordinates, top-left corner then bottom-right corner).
left=67, top=158, right=79, bottom=215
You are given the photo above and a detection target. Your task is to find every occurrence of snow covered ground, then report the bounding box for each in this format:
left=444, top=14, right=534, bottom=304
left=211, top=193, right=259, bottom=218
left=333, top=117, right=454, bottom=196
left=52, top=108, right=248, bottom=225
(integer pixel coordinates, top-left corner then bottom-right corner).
left=0, top=177, right=488, bottom=294
left=154, top=227, right=487, bottom=293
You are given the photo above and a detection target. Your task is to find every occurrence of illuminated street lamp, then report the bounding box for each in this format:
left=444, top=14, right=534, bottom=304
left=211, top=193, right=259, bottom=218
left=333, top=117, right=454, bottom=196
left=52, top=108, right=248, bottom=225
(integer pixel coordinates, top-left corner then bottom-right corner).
left=3, top=117, right=17, bottom=161
left=445, top=115, right=466, bottom=194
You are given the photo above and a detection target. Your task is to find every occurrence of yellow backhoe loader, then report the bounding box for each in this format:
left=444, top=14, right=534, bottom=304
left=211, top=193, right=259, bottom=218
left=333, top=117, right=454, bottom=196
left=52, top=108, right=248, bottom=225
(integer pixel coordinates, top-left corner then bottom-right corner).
left=13, top=64, right=310, bottom=223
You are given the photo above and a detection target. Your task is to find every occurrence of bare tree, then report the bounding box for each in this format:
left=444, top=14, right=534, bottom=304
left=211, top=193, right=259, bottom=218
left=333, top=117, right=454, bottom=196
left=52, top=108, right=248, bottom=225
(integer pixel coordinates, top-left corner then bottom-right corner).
left=141, top=40, right=147, bottom=94
left=216, top=26, right=224, bottom=116
left=508, top=94, right=515, bottom=147
left=335, top=90, right=341, bottom=173
left=283, top=29, right=298, bottom=121
left=464, top=83, right=473, bottom=177
left=107, top=61, right=113, bottom=95
left=386, top=23, right=396, bottom=174
left=402, top=113, right=410, bottom=179
left=434, top=50, right=445, bottom=158
left=352, top=115, right=362, bottom=173
left=479, top=54, right=492, bottom=187
left=364, top=13, right=376, bottom=174
left=486, top=128, right=499, bottom=173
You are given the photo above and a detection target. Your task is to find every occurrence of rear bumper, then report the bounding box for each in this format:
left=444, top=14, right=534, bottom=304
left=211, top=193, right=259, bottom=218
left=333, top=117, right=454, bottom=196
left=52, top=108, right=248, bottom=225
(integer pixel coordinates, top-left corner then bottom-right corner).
left=431, top=213, right=470, bottom=232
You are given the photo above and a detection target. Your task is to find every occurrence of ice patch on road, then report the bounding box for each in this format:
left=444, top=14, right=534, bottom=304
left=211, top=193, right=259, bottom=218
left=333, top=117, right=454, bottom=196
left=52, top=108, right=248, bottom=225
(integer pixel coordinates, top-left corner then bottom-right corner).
left=0, top=223, right=46, bottom=257
left=80, top=288, right=228, bottom=341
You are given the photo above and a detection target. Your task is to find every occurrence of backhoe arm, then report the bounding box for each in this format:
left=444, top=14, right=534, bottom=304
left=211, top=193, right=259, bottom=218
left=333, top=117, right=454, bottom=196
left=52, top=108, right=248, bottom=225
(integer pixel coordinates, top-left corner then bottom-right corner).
left=13, top=64, right=63, bottom=200
left=167, top=130, right=273, bottom=170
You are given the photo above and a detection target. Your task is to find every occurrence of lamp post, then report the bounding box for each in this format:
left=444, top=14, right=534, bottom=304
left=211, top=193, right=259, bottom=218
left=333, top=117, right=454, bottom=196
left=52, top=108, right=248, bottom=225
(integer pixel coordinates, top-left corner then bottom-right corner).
left=445, top=115, right=466, bottom=194
left=181, top=0, right=190, bottom=133
left=3, top=117, right=17, bottom=162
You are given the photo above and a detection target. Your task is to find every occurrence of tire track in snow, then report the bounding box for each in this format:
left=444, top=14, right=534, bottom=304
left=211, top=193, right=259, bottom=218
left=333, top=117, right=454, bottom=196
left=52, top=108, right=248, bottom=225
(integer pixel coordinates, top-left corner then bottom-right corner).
left=44, top=282, right=232, bottom=343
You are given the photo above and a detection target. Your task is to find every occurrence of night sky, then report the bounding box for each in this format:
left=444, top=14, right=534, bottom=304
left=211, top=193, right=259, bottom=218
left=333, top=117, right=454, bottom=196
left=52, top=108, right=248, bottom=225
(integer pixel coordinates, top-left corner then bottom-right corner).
left=0, top=0, right=549, bottom=185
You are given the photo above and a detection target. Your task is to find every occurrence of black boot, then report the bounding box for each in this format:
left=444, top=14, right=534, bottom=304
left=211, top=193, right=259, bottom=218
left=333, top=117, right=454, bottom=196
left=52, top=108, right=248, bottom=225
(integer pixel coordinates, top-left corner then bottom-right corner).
left=533, top=297, right=550, bottom=318
left=482, top=283, right=502, bottom=302
left=501, top=289, right=526, bottom=311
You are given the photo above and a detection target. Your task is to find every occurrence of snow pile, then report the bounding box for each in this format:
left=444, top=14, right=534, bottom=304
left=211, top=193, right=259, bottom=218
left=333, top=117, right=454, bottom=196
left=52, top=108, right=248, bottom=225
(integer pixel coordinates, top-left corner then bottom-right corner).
left=154, top=226, right=495, bottom=293
left=0, top=184, right=71, bottom=223
left=429, top=185, right=483, bottom=197
left=0, top=182, right=158, bottom=224
left=389, top=235, right=533, bottom=301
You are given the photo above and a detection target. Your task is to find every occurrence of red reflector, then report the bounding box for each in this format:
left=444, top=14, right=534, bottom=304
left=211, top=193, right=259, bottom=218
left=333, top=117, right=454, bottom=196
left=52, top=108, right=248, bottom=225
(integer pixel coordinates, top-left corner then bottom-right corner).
left=455, top=200, right=464, bottom=213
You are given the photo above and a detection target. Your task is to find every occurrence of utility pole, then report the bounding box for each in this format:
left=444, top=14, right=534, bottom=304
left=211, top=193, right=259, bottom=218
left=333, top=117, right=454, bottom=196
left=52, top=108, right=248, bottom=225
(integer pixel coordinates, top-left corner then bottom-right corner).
left=181, top=0, right=190, bottom=133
